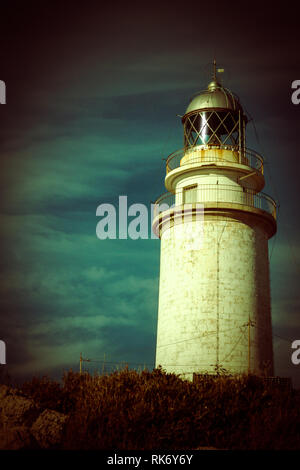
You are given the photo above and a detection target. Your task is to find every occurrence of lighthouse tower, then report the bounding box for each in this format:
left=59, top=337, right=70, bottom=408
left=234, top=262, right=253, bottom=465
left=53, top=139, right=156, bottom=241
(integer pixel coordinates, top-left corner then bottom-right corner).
left=152, top=62, right=277, bottom=380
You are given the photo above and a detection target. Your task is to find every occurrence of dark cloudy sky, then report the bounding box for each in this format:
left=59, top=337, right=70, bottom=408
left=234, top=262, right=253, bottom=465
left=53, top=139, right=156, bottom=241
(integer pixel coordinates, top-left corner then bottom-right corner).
left=0, top=1, right=299, bottom=386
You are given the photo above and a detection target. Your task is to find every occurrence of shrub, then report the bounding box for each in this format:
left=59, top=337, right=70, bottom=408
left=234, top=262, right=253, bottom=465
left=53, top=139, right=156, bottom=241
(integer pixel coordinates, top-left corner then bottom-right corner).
left=18, top=367, right=300, bottom=450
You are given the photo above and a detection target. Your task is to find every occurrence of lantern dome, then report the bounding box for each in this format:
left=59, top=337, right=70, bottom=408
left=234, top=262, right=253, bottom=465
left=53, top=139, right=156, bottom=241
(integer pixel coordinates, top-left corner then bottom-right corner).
left=185, top=79, right=243, bottom=115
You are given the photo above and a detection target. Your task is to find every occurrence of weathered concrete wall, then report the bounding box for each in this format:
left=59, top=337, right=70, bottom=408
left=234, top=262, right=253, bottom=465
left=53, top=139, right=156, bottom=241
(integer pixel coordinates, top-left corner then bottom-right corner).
left=155, top=213, right=273, bottom=380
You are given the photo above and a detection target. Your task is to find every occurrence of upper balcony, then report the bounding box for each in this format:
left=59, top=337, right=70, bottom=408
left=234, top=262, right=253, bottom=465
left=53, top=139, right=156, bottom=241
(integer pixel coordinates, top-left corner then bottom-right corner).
left=166, top=145, right=264, bottom=173
left=164, top=145, right=265, bottom=193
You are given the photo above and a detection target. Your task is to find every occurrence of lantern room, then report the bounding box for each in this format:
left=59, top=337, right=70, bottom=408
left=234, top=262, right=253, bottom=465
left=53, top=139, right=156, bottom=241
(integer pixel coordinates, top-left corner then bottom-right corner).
left=182, top=68, right=248, bottom=154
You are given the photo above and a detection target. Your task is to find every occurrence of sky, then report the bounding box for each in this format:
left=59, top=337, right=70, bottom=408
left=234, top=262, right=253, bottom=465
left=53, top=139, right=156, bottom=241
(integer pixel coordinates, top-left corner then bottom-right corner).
left=0, top=1, right=299, bottom=387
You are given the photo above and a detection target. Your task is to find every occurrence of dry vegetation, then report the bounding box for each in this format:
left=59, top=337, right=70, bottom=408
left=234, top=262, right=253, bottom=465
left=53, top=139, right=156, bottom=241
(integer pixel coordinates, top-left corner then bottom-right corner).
left=7, top=367, right=300, bottom=450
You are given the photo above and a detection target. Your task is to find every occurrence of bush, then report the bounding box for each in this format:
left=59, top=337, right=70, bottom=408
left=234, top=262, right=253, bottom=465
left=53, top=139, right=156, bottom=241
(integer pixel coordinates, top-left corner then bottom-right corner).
left=20, top=375, right=73, bottom=414
left=18, top=367, right=300, bottom=450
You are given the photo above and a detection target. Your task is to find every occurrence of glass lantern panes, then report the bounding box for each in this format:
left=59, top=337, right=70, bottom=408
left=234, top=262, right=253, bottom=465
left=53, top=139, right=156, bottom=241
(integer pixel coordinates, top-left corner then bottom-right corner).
left=183, top=110, right=242, bottom=149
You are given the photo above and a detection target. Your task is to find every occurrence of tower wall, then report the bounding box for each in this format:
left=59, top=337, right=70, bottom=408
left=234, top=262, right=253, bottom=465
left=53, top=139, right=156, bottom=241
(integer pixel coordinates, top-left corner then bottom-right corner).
left=173, top=171, right=251, bottom=206
left=155, top=214, right=274, bottom=380
left=175, top=169, right=240, bottom=188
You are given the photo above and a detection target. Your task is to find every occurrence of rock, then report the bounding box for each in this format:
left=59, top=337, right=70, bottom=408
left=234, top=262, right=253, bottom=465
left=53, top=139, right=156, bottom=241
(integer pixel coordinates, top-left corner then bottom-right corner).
left=0, top=386, right=68, bottom=449
left=31, top=409, right=68, bottom=449
left=0, top=425, right=34, bottom=450
left=0, top=394, right=40, bottom=428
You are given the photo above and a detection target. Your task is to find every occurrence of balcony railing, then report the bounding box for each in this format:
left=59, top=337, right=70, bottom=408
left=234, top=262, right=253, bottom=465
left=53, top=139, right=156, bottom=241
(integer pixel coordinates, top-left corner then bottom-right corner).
left=165, top=146, right=264, bottom=175
left=153, top=184, right=276, bottom=220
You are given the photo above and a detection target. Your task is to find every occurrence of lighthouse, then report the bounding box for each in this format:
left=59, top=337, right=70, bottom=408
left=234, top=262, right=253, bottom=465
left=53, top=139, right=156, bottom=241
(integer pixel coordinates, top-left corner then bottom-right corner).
left=152, top=62, right=277, bottom=380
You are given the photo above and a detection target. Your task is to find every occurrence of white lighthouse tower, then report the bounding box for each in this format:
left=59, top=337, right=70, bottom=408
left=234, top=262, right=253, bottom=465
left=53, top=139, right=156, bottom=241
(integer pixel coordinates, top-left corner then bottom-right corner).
left=152, top=62, right=277, bottom=380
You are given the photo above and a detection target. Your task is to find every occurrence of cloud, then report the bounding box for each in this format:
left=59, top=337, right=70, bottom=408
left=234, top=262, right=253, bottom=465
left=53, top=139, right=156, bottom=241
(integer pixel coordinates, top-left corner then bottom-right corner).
left=0, top=207, right=159, bottom=377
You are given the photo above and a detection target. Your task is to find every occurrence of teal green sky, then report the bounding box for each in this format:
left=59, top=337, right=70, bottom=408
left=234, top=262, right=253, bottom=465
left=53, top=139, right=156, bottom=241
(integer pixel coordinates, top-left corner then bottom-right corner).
left=0, top=2, right=299, bottom=386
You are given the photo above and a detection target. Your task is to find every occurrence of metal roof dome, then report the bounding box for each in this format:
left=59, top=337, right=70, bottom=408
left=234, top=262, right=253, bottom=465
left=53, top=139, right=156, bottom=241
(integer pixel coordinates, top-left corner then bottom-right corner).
left=185, top=79, right=243, bottom=115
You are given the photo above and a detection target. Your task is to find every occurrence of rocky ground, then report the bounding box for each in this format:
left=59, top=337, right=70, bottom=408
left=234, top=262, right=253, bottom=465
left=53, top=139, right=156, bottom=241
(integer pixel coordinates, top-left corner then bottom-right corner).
left=0, top=385, right=68, bottom=449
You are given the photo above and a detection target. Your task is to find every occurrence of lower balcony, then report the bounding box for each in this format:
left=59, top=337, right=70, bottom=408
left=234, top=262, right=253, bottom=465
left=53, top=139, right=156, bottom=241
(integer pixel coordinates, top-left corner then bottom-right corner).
left=152, top=184, right=277, bottom=238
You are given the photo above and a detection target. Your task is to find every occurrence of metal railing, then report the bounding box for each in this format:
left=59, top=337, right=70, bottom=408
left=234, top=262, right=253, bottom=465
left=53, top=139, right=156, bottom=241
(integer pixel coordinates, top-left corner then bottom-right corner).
left=153, top=184, right=276, bottom=220
left=165, top=146, right=264, bottom=175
